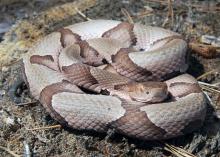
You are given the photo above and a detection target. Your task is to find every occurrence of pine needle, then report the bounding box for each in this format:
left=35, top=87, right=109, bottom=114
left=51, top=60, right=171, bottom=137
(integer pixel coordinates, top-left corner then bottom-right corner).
left=197, top=70, right=216, bottom=80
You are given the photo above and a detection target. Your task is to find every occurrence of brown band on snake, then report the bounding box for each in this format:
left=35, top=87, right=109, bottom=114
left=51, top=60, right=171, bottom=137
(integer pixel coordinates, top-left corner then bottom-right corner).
left=21, top=59, right=30, bottom=90
left=30, top=55, right=59, bottom=71
left=30, top=54, right=54, bottom=63
left=161, top=71, right=181, bottom=80
left=110, top=101, right=167, bottom=139
left=101, top=64, right=118, bottom=74
left=180, top=119, right=204, bottom=134
left=61, top=64, right=100, bottom=91
left=58, top=28, right=81, bottom=48
left=114, top=81, right=167, bottom=92
left=39, top=80, right=82, bottom=125
left=90, top=67, right=131, bottom=89
left=77, top=41, right=106, bottom=66
left=102, top=22, right=136, bottom=47
left=169, top=82, right=202, bottom=98
left=112, top=48, right=154, bottom=81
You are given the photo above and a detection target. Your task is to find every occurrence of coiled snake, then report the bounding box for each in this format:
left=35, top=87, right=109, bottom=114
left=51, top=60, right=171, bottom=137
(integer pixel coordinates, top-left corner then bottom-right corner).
left=22, top=20, right=207, bottom=140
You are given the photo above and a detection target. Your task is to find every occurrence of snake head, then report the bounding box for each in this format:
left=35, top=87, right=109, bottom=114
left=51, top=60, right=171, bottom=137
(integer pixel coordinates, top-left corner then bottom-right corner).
left=114, top=82, right=168, bottom=103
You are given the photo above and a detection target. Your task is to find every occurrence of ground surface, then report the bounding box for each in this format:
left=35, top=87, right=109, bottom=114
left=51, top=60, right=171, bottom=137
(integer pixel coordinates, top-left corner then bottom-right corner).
left=1, top=0, right=220, bottom=157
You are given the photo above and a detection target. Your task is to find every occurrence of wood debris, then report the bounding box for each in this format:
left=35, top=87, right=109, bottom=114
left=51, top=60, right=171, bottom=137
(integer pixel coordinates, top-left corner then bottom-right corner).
left=189, top=42, right=217, bottom=58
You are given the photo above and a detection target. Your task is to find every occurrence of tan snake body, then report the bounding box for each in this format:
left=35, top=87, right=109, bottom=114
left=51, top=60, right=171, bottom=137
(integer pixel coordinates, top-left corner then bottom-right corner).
left=22, top=20, right=207, bottom=140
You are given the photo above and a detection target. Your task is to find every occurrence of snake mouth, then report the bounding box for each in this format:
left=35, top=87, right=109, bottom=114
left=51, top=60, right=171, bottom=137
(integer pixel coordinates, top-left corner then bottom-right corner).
left=130, top=90, right=169, bottom=103
left=131, top=98, right=151, bottom=103
left=131, top=96, right=166, bottom=103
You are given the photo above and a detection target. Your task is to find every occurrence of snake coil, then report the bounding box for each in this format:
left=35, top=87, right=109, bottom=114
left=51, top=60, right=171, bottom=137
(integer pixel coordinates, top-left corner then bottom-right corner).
left=22, top=20, right=206, bottom=140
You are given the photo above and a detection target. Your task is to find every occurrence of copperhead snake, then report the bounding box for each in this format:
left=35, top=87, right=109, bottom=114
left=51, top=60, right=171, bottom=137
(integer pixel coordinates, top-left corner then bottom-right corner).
left=22, top=20, right=207, bottom=140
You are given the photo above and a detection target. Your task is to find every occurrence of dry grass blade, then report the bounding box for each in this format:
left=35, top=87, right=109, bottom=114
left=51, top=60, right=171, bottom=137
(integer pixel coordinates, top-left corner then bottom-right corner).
left=135, top=6, right=154, bottom=18
left=198, top=79, right=220, bottom=94
left=75, top=7, right=92, bottom=21
left=16, top=101, right=38, bottom=106
left=121, top=8, right=134, bottom=24
left=197, top=70, right=216, bottom=80
left=198, top=81, right=218, bottom=88
left=0, top=145, right=21, bottom=157
left=148, top=0, right=168, bottom=5
left=162, top=0, right=174, bottom=27
left=203, top=92, right=215, bottom=107
left=202, top=86, right=220, bottom=94
left=27, top=125, right=62, bottom=131
left=147, top=0, right=220, bottom=12
left=169, top=0, right=174, bottom=26
left=164, top=143, right=196, bottom=157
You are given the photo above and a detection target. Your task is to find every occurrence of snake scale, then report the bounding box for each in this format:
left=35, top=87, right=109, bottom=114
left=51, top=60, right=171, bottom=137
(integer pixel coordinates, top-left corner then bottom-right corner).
left=22, top=20, right=207, bottom=140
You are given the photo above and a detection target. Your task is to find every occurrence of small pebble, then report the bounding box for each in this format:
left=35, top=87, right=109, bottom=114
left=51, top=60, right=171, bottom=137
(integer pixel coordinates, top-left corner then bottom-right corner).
left=214, top=111, right=220, bottom=119
left=0, top=22, right=10, bottom=34
left=0, top=90, right=5, bottom=96
left=1, top=66, right=9, bottom=72
left=144, top=6, right=154, bottom=12
left=200, top=35, right=220, bottom=47
left=211, top=38, right=220, bottom=47
left=201, top=35, right=216, bottom=44
left=5, top=117, right=15, bottom=125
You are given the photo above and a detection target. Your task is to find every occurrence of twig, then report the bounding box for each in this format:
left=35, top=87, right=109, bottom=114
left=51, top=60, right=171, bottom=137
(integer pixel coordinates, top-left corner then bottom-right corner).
left=4, top=59, right=23, bottom=68
left=189, top=42, right=217, bottom=58
left=121, top=8, right=134, bottom=24
left=75, top=7, right=92, bottom=21
left=0, top=145, right=21, bottom=157
left=27, top=124, right=62, bottom=131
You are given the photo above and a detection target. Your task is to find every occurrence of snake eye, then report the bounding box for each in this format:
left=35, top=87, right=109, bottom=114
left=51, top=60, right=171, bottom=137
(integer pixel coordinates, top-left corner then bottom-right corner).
left=146, top=91, right=149, bottom=94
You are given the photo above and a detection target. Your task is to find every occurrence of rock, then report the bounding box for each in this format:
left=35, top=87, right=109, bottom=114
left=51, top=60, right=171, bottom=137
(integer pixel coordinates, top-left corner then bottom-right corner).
left=200, top=35, right=220, bottom=47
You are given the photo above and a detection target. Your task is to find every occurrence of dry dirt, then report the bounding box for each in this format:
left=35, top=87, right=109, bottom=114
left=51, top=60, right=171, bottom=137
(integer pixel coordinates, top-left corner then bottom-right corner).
left=1, top=0, right=220, bottom=157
